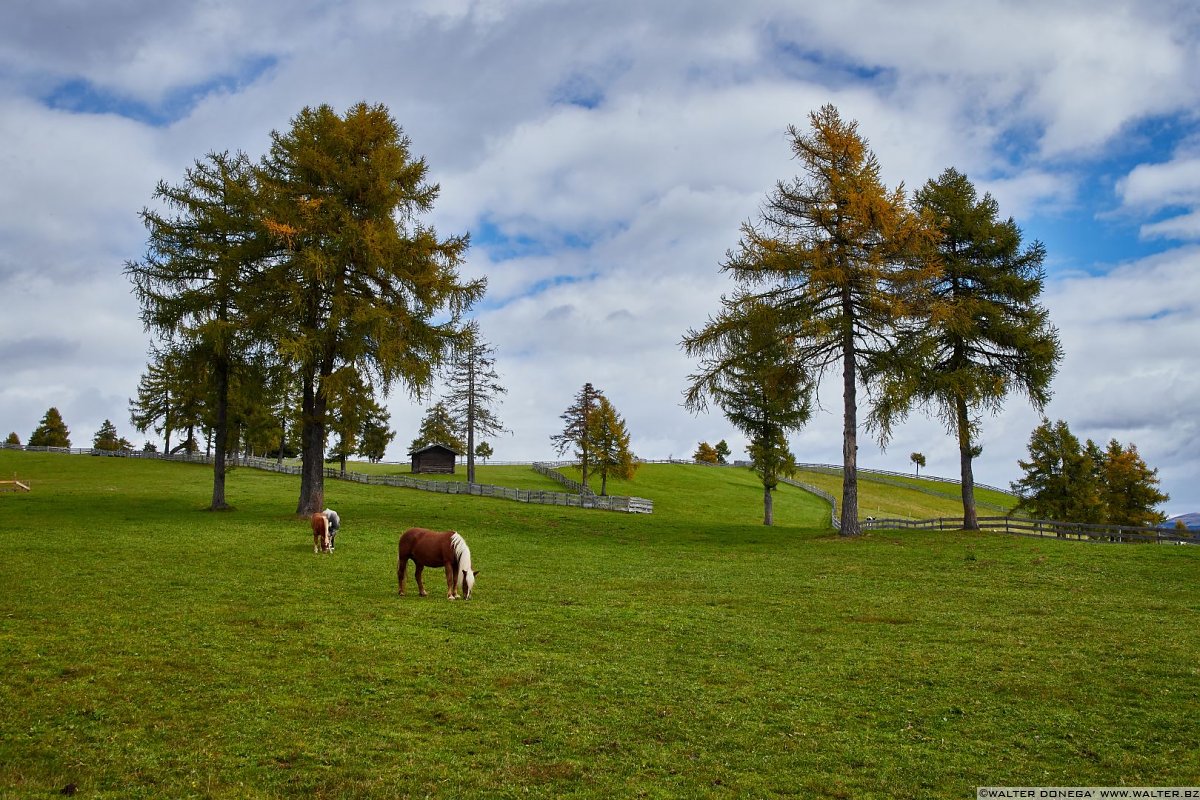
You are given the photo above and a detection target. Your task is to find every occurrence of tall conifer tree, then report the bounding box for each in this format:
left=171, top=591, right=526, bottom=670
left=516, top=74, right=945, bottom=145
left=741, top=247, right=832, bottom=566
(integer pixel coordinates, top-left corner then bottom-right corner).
left=587, top=395, right=637, bottom=496
left=550, top=383, right=604, bottom=491
left=881, top=168, right=1061, bottom=529
left=688, top=105, right=937, bottom=535
left=258, top=103, right=483, bottom=515
left=28, top=407, right=71, bottom=448
left=125, top=150, right=264, bottom=510
left=441, top=321, right=507, bottom=484
left=685, top=301, right=811, bottom=526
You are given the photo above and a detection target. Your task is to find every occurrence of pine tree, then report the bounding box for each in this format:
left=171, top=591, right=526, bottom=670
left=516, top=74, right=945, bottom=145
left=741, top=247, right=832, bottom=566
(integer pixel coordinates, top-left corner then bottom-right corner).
left=258, top=103, right=484, bottom=515
left=410, top=402, right=466, bottom=454
left=684, top=301, right=812, bottom=526
left=125, top=150, right=265, bottom=510
left=714, top=440, right=731, bottom=465
left=357, top=405, right=395, bottom=464
left=690, top=105, right=937, bottom=535
left=1011, top=419, right=1102, bottom=523
left=588, top=396, right=637, bottom=496
left=93, top=420, right=124, bottom=451
left=29, top=407, right=71, bottom=448
left=441, top=322, right=507, bottom=484
left=884, top=168, right=1061, bottom=529
left=550, top=383, right=605, bottom=491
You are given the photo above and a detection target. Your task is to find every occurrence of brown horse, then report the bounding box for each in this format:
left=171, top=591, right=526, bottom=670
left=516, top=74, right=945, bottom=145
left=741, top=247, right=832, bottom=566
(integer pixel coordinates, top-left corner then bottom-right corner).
left=311, top=512, right=330, bottom=554
left=397, top=527, right=477, bottom=600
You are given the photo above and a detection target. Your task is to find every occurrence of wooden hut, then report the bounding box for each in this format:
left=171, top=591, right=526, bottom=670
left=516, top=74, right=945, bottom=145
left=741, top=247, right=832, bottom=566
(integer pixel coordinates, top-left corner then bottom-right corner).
left=410, top=443, right=459, bottom=474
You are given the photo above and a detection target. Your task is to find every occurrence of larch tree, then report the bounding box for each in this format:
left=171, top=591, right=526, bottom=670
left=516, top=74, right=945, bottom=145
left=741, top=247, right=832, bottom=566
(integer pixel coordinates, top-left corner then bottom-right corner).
left=125, top=150, right=265, bottom=511
left=257, top=103, right=483, bottom=515
left=129, top=344, right=179, bottom=455
left=410, top=402, right=466, bottom=454
left=325, top=373, right=376, bottom=476
left=881, top=168, right=1061, bottom=529
left=4, top=433, right=19, bottom=446
left=694, top=442, right=720, bottom=464
left=29, top=407, right=71, bottom=448
left=1011, top=419, right=1102, bottom=523
left=92, top=420, right=124, bottom=451
left=1095, top=439, right=1169, bottom=527
left=550, top=382, right=604, bottom=492
left=700, top=105, right=937, bottom=535
left=587, top=395, right=637, bottom=496
left=440, top=321, right=507, bottom=484
left=684, top=300, right=812, bottom=526
left=357, top=405, right=395, bottom=464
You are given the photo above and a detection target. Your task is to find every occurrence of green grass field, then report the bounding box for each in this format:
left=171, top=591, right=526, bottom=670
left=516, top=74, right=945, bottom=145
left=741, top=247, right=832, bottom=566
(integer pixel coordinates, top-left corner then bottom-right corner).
left=1, top=450, right=1196, bottom=799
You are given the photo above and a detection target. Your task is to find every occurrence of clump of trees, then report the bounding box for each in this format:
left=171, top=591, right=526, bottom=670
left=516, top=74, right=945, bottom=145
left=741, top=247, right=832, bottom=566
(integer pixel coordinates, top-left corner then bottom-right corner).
left=550, top=383, right=637, bottom=494
left=684, top=105, right=1063, bottom=533
left=1012, top=419, right=1169, bottom=527
left=693, top=440, right=731, bottom=465
left=93, top=420, right=134, bottom=452
left=126, top=102, right=483, bottom=513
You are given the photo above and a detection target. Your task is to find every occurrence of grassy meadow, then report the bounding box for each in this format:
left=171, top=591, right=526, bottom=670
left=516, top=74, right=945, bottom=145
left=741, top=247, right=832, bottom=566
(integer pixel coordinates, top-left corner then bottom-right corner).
left=0, top=450, right=1197, bottom=799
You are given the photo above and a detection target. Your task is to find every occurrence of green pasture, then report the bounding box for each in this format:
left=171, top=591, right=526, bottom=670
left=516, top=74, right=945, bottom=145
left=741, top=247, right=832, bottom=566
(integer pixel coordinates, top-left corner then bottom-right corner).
left=1, top=450, right=1196, bottom=799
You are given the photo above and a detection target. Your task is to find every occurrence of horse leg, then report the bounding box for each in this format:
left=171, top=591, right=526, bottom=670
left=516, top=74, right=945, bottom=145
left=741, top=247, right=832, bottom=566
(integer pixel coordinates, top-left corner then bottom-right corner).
left=445, top=563, right=458, bottom=600
left=415, top=564, right=427, bottom=597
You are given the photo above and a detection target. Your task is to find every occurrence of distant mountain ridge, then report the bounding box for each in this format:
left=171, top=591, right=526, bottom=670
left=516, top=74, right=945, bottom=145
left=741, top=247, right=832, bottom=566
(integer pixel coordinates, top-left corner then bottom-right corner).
left=1164, top=512, right=1200, bottom=530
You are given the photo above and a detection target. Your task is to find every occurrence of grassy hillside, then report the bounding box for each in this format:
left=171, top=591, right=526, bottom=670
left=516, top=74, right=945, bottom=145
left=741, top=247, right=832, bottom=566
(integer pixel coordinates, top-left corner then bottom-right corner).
left=1, top=451, right=1196, bottom=798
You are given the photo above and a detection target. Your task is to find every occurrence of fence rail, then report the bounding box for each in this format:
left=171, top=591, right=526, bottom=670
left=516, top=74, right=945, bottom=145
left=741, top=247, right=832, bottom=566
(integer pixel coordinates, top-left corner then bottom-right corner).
left=2, top=445, right=653, bottom=514
left=860, top=515, right=1197, bottom=544
left=779, top=476, right=840, bottom=529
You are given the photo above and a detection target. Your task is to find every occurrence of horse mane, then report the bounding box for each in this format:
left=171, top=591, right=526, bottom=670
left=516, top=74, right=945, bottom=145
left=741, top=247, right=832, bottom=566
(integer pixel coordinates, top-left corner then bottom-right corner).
left=449, top=531, right=473, bottom=593
left=450, top=531, right=471, bottom=571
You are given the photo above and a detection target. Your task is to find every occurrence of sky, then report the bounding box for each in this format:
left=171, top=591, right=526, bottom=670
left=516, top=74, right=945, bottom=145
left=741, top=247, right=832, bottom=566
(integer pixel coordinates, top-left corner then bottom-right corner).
left=2, top=0, right=1199, bottom=515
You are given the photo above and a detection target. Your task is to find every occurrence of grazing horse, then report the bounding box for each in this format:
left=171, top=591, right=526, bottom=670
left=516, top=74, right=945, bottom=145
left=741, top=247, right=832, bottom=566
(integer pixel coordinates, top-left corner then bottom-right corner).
left=397, top=527, right=477, bottom=600
left=311, top=512, right=331, bottom=554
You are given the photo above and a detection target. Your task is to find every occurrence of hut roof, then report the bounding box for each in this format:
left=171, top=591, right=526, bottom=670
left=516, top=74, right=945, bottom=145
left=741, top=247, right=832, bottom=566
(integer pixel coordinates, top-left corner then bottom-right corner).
left=408, top=442, right=461, bottom=456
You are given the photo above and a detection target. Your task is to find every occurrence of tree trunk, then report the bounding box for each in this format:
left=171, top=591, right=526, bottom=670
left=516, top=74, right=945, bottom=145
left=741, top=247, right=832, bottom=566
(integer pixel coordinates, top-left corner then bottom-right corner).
left=840, top=325, right=861, bottom=536
left=956, top=395, right=979, bottom=530
left=296, top=371, right=326, bottom=516
left=466, top=376, right=476, bottom=484
left=210, top=356, right=230, bottom=511
left=763, top=483, right=774, bottom=526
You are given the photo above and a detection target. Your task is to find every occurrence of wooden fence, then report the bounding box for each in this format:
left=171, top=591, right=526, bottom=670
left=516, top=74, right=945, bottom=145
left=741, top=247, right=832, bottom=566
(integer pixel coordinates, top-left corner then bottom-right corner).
left=2, top=446, right=654, bottom=514
left=860, top=515, right=1197, bottom=544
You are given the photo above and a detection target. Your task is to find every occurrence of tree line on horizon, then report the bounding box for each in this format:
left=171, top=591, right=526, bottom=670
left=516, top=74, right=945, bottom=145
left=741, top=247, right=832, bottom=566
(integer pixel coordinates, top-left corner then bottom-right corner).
left=14, top=100, right=1168, bottom=528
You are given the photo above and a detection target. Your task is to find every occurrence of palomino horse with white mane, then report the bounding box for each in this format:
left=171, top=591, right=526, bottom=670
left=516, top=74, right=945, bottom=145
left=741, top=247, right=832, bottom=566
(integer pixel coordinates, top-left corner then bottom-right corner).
left=397, top=527, right=477, bottom=600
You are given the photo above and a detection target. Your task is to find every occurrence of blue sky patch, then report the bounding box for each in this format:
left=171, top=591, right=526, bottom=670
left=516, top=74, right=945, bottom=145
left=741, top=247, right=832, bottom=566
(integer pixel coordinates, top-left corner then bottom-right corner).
left=41, top=54, right=276, bottom=126
left=1023, top=113, right=1191, bottom=274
